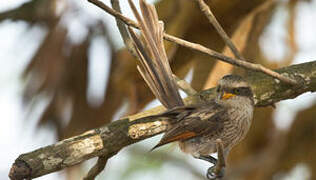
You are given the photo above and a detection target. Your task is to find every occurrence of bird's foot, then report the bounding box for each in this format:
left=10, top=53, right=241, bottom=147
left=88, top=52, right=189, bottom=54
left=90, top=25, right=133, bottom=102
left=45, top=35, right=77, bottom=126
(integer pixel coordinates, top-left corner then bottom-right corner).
left=206, top=165, right=225, bottom=180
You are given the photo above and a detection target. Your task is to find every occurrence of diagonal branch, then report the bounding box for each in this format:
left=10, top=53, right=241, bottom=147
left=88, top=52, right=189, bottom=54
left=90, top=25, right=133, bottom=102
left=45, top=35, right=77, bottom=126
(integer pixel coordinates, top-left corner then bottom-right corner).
left=109, top=0, right=195, bottom=96
left=195, top=0, right=243, bottom=60
left=83, top=156, right=108, bottom=180
left=9, top=61, right=316, bottom=179
left=110, top=0, right=138, bottom=57
left=110, top=0, right=130, bottom=47
left=163, top=34, right=299, bottom=86
left=87, top=0, right=298, bottom=85
left=173, top=74, right=197, bottom=96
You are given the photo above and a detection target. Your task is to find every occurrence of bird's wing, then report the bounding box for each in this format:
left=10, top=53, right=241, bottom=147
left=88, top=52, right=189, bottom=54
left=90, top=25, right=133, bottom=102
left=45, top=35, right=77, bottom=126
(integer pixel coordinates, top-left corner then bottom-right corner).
left=127, top=0, right=184, bottom=109
left=152, top=103, right=226, bottom=150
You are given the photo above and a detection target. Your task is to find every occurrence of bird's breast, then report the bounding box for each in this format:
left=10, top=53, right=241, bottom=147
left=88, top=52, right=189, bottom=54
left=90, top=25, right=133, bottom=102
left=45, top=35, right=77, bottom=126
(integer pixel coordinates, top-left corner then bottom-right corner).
left=221, top=104, right=253, bottom=149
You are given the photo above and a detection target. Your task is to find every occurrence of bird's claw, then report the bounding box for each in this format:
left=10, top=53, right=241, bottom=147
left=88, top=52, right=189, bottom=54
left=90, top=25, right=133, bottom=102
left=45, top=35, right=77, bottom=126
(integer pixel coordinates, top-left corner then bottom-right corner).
left=206, top=166, right=225, bottom=180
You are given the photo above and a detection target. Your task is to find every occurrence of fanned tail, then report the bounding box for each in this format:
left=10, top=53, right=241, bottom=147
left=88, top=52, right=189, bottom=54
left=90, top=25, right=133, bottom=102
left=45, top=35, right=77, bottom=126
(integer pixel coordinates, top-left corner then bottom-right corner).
left=127, top=0, right=184, bottom=109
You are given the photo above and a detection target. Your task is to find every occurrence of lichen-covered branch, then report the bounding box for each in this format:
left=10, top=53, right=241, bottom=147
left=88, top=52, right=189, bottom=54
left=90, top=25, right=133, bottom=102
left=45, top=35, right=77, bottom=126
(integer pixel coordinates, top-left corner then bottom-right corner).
left=9, top=61, right=316, bottom=179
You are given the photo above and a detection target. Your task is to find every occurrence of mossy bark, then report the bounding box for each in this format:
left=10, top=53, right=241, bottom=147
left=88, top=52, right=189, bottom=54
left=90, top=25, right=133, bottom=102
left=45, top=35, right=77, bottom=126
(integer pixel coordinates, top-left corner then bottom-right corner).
left=9, top=61, right=316, bottom=179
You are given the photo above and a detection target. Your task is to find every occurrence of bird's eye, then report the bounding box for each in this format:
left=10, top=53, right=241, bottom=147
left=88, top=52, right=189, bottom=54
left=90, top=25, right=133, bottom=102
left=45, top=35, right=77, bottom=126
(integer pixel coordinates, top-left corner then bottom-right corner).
left=234, top=88, right=240, bottom=94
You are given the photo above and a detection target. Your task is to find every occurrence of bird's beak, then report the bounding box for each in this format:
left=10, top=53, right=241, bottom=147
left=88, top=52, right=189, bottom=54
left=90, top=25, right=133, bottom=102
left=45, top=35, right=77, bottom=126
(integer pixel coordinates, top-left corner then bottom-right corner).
left=221, top=92, right=236, bottom=100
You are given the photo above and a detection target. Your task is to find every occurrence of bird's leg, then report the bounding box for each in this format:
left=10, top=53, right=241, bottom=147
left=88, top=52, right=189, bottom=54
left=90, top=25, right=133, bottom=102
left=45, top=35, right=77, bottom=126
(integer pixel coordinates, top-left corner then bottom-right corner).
left=206, top=139, right=226, bottom=180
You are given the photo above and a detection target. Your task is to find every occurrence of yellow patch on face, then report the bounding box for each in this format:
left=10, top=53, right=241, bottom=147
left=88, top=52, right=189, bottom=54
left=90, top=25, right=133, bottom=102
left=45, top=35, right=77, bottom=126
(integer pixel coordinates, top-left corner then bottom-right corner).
left=221, top=92, right=236, bottom=100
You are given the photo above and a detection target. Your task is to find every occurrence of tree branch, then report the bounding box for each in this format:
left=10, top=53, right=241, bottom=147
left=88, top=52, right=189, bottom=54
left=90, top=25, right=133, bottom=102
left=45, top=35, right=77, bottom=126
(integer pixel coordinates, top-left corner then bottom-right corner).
left=195, top=0, right=243, bottom=60
left=109, top=0, right=196, bottom=96
left=173, top=74, right=197, bottom=96
left=87, top=0, right=298, bottom=85
left=110, top=0, right=130, bottom=47
left=83, top=156, right=108, bottom=180
left=9, top=61, right=316, bottom=179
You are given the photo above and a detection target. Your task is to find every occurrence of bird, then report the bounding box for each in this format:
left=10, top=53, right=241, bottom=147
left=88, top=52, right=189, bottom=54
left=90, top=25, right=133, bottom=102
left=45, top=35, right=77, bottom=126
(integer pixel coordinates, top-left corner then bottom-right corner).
left=127, top=0, right=254, bottom=179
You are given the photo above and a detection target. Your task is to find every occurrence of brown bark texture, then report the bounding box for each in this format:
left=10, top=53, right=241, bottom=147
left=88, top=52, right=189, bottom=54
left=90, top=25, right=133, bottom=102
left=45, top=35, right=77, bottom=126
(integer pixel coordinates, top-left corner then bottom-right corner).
left=9, top=61, right=316, bottom=179
left=1, top=0, right=315, bottom=179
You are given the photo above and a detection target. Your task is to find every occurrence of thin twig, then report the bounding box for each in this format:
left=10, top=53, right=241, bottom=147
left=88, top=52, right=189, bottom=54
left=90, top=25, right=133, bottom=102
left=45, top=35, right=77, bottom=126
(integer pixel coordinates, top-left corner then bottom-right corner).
left=110, top=0, right=137, bottom=56
left=83, top=156, right=108, bottom=180
left=110, top=0, right=130, bottom=44
left=172, top=74, right=197, bottom=96
left=111, top=0, right=196, bottom=94
left=87, top=0, right=298, bottom=85
left=164, top=35, right=298, bottom=85
left=196, top=0, right=243, bottom=59
left=88, top=0, right=138, bottom=27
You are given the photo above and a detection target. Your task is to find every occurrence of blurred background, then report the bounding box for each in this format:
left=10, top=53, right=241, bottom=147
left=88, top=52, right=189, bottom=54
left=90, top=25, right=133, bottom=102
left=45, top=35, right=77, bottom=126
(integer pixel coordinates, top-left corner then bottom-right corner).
left=1, top=0, right=316, bottom=179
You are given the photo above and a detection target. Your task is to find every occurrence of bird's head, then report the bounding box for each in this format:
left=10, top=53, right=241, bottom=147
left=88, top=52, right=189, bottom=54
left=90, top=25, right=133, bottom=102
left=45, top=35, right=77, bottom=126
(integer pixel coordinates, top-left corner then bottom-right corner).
left=215, top=75, right=254, bottom=106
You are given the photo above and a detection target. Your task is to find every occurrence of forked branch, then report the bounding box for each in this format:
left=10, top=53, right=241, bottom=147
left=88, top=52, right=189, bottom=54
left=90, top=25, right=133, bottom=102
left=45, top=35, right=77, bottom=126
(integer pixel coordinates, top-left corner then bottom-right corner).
left=9, top=61, right=316, bottom=179
left=87, top=0, right=298, bottom=85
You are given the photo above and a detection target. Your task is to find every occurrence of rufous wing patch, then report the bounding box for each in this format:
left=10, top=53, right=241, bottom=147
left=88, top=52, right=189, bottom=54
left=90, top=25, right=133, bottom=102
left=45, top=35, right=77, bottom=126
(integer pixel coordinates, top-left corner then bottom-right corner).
left=151, top=131, right=197, bottom=150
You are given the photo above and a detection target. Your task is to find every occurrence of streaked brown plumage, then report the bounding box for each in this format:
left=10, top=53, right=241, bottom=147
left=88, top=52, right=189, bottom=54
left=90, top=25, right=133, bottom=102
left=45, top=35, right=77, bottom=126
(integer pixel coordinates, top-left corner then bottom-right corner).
left=127, top=0, right=254, bottom=178
left=154, top=76, right=254, bottom=157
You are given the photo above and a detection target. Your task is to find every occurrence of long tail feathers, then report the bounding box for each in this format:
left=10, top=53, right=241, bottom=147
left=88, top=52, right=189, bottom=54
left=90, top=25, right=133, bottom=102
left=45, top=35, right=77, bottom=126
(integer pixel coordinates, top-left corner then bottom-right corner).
left=127, top=0, right=184, bottom=109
